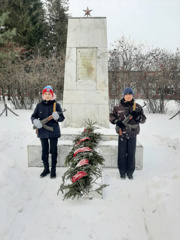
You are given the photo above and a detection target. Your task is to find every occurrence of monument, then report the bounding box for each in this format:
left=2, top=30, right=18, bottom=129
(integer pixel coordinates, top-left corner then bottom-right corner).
left=62, top=17, right=110, bottom=128
left=27, top=13, right=144, bottom=171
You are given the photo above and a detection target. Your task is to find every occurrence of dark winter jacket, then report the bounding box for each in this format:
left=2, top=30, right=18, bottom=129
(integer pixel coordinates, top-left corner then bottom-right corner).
left=31, top=100, right=65, bottom=139
left=109, top=99, right=146, bottom=137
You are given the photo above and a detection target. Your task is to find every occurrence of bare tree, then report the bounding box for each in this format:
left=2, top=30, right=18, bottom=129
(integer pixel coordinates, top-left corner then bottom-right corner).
left=0, top=47, right=65, bottom=109
left=108, top=36, right=180, bottom=113
left=139, top=48, right=180, bottom=113
left=108, top=36, right=146, bottom=109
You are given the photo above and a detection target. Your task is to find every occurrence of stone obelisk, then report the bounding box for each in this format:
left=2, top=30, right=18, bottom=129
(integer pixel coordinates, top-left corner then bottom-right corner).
left=63, top=17, right=109, bottom=128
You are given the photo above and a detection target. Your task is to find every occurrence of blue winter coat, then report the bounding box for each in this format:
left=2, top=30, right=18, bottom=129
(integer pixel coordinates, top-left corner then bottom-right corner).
left=31, top=100, right=65, bottom=139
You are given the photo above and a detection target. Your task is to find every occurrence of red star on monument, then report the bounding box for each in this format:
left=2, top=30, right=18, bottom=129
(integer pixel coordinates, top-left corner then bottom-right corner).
left=83, top=7, right=92, bottom=17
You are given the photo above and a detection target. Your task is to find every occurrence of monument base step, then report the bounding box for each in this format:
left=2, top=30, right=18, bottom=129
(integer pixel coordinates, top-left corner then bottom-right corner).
left=27, top=135, right=143, bottom=169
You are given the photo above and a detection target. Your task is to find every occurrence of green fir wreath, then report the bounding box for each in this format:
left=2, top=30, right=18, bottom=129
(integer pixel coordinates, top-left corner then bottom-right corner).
left=58, top=120, right=108, bottom=200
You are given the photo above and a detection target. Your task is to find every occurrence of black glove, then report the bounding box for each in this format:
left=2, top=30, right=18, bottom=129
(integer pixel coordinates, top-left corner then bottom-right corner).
left=131, top=111, right=140, bottom=119
left=116, top=120, right=125, bottom=128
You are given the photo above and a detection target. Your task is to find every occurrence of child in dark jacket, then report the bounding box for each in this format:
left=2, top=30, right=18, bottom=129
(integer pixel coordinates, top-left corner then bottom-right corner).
left=109, top=87, right=146, bottom=180
left=31, top=86, right=65, bottom=178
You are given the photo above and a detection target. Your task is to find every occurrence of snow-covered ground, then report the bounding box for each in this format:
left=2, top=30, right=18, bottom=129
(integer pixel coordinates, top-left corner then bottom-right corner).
left=0, top=100, right=180, bottom=240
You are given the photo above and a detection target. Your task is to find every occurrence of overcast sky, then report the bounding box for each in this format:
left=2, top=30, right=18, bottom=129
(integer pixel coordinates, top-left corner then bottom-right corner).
left=67, top=0, right=180, bottom=52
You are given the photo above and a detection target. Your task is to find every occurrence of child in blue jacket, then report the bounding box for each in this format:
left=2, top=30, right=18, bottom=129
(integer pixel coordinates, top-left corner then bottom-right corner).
left=31, top=86, right=65, bottom=178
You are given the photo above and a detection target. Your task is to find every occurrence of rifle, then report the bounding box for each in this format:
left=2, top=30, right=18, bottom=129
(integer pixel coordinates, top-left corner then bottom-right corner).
left=33, top=109, right=66, bottom=134
left=116, top=102, right=146, bottom=135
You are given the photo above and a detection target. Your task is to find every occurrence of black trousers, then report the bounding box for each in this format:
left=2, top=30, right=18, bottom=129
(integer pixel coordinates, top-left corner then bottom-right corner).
left=118, top=135, right=136, bottom=176
left=40, top=138, right=58, bottom=166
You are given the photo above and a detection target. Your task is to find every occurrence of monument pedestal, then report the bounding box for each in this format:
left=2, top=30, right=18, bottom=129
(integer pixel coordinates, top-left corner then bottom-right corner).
left=27, top=128, right=143, bottom=169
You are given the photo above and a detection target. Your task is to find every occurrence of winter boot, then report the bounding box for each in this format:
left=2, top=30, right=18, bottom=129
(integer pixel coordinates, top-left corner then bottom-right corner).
left=50, top=166, right=56, bottom=178
left=50, top=151, right=57, bottom=178
left=40, top=161, right=50, bottom=178
left=50, top=159, right=57, bottom=179
left=127, top=174, right=133, bottom=180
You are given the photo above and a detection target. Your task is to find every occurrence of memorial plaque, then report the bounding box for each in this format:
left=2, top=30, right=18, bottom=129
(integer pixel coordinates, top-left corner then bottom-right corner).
left=77, top=48, right=97, bottom=81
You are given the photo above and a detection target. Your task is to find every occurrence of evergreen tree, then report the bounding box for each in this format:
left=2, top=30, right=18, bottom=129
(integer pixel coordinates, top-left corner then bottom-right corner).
left=58, top=120, right=108, bottom=200
left=46, top=0, right=69, bottom=54
left=0, top=12, right=16, bottom=46
left=0, top=1, right=6, bottom=15
left=1, top=0, right=48, bottom=53
left=0, top=12, right=24, bottom=104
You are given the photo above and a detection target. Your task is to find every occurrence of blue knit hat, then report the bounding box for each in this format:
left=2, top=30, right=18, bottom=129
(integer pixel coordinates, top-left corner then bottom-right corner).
left=123, top=87, right=134, bottom=96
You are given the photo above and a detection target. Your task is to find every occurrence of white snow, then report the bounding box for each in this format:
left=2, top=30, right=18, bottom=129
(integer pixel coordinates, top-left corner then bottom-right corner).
left=0, top=100, right=180, bottom=240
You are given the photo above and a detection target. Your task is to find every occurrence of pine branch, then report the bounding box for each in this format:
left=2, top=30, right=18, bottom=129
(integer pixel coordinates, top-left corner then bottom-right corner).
left=58, top=120, right=108, bottom=200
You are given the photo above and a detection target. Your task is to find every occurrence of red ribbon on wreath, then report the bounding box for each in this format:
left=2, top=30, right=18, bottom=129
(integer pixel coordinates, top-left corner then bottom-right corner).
left=83, top=129, right=91, bottom=133
left=76, top=137, right=90, bottom=146
left=72, top=171, right=88, bottom=183
left=73, top=147, right=92, bottom=157
left=76, top=159, right=89, bottom=167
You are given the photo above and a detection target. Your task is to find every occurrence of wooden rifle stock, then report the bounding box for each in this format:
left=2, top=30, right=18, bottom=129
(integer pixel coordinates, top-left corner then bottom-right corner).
left=119, top=128, right=122, bottom=136
left=34, top=109, right=66, bottom=134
